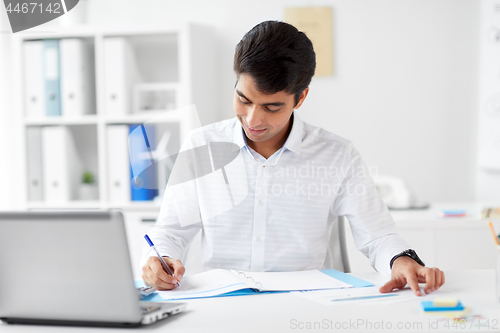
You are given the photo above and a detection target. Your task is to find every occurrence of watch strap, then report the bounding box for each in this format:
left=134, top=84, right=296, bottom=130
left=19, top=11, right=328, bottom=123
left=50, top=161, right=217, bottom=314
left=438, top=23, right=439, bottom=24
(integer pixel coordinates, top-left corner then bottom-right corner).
left=390, top=249, right=425, bottom=269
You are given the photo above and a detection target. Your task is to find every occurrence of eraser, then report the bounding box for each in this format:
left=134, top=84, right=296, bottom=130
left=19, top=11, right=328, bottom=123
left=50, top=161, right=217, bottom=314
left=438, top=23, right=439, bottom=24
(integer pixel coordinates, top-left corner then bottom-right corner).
left=433, top=298, right=458, bottom=307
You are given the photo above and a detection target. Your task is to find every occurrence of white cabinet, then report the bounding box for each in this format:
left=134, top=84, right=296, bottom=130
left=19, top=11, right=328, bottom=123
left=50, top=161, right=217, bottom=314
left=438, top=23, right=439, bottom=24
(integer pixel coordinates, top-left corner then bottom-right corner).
left=12, top=23, right=217, bottom=211
left=345, top=203, right=500, bottom=273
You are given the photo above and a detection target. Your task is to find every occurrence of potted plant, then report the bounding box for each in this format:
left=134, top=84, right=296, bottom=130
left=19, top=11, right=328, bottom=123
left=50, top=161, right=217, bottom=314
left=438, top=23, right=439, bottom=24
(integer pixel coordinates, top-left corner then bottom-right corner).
left=78, top=171, right=99, bottom=201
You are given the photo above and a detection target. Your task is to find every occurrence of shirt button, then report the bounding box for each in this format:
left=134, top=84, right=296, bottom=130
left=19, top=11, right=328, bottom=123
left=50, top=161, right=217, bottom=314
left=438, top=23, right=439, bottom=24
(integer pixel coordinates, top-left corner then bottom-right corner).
left=258, top=199, right=264, bottom=205
left=256, top=236, right=262, bottom=243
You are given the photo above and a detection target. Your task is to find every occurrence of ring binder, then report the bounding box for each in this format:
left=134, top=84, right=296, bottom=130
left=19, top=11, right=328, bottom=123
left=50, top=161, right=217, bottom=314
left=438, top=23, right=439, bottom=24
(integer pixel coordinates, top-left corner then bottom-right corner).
left=231, top=269, right=262, bottom=288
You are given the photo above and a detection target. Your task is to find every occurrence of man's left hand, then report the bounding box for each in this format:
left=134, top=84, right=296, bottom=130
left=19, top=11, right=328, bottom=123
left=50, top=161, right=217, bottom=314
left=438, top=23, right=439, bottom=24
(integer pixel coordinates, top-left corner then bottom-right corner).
left=379, top=256, right=445, bottom=296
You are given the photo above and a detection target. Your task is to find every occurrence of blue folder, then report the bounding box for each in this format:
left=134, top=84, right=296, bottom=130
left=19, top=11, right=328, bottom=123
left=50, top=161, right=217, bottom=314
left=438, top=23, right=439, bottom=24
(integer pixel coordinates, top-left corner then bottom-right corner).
left=129, top=124, right=158, bottom=201
left=43, top=39, right=61, bottom=117
left=137, top=269, right=374, bottom=302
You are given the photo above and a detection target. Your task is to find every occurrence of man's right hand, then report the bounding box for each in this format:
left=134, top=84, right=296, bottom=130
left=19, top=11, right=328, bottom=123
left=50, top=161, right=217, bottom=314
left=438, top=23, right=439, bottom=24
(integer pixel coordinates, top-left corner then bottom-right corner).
left=141, top=256, right=185, bottom=290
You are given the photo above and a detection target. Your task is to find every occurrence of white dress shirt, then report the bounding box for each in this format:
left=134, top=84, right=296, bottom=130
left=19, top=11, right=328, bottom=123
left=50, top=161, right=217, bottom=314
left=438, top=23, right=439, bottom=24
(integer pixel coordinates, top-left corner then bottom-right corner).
left=142, top=113, right=410, bottom=277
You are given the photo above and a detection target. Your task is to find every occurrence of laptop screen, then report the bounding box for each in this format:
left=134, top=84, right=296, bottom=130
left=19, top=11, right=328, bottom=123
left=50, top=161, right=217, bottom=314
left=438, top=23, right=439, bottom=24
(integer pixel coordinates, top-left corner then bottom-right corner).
left=0, top=211, right=143, bottom=324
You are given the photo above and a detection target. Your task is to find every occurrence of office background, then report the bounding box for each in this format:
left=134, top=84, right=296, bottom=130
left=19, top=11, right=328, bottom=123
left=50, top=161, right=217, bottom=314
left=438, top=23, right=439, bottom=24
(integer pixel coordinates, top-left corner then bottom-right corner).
left=1, top=0, right=490, bottom=211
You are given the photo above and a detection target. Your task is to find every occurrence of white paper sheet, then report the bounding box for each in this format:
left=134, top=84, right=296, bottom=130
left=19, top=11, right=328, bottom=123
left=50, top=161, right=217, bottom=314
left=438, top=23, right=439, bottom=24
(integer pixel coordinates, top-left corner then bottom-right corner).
left=292, top=286, right=426, bottom=306
left=242, top=270, right=352, bottom=291
left=157, top=269, right=354, bottom=300
left=157, top=269, right=248, bottom=300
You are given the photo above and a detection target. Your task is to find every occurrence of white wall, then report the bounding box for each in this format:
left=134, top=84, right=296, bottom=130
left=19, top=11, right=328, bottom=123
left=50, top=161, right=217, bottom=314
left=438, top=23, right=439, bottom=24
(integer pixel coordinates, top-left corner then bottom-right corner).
left=0, top=0, right=480, bottom=207
left=86, top=0, right=479, bottom=203
left=475, top=0, right=500, bottom=202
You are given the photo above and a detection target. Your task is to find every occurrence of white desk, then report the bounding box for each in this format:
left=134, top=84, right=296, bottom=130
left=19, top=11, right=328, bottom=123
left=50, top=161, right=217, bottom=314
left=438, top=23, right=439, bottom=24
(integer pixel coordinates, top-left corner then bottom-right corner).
left=1, top=270, right=499, bottom=333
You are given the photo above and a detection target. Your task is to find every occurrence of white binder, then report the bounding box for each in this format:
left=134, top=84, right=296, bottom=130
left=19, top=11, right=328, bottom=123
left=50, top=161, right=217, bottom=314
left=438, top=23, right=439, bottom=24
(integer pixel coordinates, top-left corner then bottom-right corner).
left=42, top=126, right=81, bottom=203
left=60, top=38, right=94, bottom=116
left=26, top=127, right=43, bottom=201
left=106, top=125, right=131, bottom=203
left=103, top=38, right=138, bottom=115
left=23, top=41, right=45, bottom=118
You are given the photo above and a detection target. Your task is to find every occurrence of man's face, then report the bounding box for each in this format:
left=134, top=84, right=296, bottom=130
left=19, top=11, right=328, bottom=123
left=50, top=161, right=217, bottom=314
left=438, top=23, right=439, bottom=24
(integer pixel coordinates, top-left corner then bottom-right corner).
left=233, top=74, right=307, bottom=148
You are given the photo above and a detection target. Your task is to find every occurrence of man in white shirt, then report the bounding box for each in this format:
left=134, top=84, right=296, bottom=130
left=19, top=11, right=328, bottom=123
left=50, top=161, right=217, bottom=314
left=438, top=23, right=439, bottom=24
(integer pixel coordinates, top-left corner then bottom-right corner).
left=142, top=21, right=444, bottom=296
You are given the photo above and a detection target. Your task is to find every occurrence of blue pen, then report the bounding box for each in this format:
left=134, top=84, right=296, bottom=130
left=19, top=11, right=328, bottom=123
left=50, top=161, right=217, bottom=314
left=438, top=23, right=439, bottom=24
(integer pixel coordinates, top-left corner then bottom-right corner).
left=144, top=234, right=180, bottom=287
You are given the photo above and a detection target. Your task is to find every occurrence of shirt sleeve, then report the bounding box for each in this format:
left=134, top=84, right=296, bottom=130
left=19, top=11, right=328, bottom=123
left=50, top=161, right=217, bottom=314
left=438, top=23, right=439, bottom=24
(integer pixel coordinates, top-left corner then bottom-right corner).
left=139, top=186, right=202, bottom=268
left=333, top=143, right=410, bottom=277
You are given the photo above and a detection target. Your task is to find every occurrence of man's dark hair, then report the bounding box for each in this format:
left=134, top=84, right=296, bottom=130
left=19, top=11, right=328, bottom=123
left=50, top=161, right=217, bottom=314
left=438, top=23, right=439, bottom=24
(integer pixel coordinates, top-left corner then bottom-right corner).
left=234, top=21, right=316, bottom=106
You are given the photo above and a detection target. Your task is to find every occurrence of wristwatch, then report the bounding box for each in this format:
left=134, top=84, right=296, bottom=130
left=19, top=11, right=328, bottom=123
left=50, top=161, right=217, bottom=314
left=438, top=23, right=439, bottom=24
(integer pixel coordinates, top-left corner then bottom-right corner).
left=390, top=249, right=425, bottom=269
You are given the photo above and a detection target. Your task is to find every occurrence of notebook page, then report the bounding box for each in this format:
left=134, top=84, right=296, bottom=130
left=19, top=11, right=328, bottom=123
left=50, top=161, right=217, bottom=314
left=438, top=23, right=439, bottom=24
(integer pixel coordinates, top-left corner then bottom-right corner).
left=241, top=270, right=352, bottom=291
left=157, top=269, right=250, bottom=300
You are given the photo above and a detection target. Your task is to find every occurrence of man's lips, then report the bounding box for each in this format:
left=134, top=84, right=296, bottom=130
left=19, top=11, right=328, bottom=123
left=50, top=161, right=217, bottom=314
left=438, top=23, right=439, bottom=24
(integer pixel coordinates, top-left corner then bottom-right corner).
left=244, top=122, right=266, bottom=134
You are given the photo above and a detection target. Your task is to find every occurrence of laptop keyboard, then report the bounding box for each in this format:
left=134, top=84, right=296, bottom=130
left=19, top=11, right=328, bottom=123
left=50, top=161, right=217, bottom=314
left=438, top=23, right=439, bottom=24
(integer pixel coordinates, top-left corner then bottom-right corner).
left=137, top=286, right=156, bottom=300
left=140, top=305, right=162, bottom=314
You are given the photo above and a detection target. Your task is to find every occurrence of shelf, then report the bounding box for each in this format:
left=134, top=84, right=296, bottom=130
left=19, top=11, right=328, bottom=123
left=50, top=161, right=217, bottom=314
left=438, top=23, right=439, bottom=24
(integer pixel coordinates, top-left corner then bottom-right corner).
left=25, top=115, right=98, bottom=126
left=23, top=112, right=185, bottom=126
left=18, top=27, right=98, bottom=40
left=27, top=201, right=103, bottom=210
left=16, top=23, right=187, bottom=41
left=104, top=111, right=185, bottom=125
left=26, top=200, right=162, bottom=211
left=108, top=201, right=162, bottom=211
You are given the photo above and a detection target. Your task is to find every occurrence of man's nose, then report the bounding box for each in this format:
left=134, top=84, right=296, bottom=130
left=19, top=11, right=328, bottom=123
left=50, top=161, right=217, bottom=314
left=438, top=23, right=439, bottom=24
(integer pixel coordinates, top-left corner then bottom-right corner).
left=246, top=105, right=262, bottom=127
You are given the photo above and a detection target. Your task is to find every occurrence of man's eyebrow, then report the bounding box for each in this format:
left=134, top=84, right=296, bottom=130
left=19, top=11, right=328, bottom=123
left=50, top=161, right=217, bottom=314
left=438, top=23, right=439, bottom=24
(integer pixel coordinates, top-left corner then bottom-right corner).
left=236, top=90, right=251, bottom=102
left=236, top=89, right=286, bottom=107
left=262, top=101, right=286, bottom=107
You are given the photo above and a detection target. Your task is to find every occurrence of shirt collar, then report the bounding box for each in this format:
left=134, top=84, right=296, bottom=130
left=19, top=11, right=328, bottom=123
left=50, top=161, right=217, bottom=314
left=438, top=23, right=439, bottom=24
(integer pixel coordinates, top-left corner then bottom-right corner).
left=282, top=112, right=302, bottom=155
left=232, top=112, right=303, bottom=156
left=232, top=119, right=247, bottom=149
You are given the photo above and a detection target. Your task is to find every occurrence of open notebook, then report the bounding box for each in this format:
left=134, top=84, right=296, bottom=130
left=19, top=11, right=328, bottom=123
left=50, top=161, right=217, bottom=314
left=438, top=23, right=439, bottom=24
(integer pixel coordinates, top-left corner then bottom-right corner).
left=155, top=269, right=373, bottom=301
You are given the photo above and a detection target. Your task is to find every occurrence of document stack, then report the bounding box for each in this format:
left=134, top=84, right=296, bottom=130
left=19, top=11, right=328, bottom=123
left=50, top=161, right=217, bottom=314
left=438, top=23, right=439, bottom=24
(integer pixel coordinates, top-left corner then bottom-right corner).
left=26, top=127, right=43, bottom=201
left=41, top=126, right=82, bottom=203
left=106, top=125, right=132, bottom=204
left=103, top=38, right=140, bottom=115
left=23, top=38, right=94, bottom=117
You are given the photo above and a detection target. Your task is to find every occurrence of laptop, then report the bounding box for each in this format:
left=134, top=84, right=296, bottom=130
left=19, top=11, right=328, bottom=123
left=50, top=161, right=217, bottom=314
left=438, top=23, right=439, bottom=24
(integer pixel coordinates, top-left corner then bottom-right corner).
left=0, top=210, right=186, bottom=327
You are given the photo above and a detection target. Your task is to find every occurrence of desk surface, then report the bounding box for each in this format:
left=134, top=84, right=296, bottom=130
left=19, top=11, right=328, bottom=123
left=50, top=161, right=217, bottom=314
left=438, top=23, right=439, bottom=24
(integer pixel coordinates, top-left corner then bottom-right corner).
left=1, top=270, right=499, bottom=333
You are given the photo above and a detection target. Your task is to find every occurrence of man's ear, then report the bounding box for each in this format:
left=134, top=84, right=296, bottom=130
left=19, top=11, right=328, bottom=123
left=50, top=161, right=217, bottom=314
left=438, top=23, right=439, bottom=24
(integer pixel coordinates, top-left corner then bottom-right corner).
left=294, top=88, right=309, bottom=109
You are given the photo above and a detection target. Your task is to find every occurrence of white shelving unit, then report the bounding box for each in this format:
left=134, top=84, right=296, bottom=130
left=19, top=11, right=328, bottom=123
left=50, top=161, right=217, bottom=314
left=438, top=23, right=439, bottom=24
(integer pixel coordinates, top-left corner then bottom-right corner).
left=12, top=23, right=217, bottom=212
